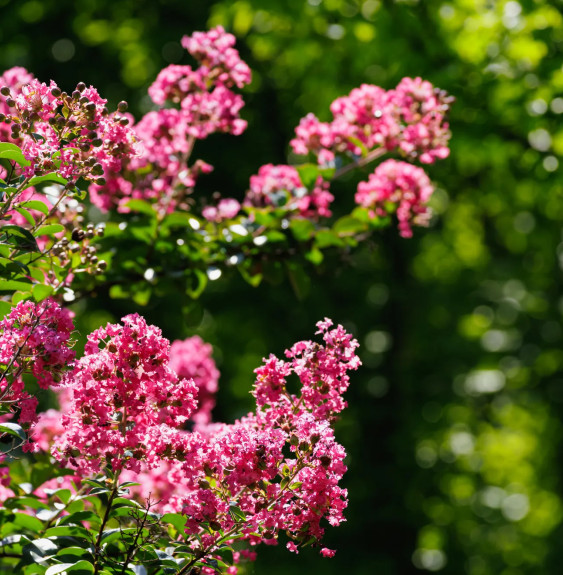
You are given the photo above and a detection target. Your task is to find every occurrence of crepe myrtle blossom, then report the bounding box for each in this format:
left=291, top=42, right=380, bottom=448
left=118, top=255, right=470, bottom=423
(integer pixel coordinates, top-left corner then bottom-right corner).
left=52, top=313, right=198, bottom=474
left=91, top=27, right=249, bottom=212
left=355, top=159, right=434, bottom=238
left=290, top=77, right=451, bottom=166
left=244, top=164, right=334, bottom=219
left=26, top=318, right=358, bottom=564
left=0, top=72, right=137, bottom=182
left=0, top=298, right=75, bottom=389
left=202, top=197, right=241, bottom=223
left=169, top=335, right=220, bottom=424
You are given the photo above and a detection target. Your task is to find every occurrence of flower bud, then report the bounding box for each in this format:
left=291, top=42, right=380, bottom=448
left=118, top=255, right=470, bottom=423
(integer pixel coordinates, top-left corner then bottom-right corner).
left=117, top=101, right=128, bottom=113
left=299, top=441, right=310, bottom=452
left=6, top=98, right=15, bottom=107
left=76, top=82, right=86, bottom=93
left=320, top=455, right=331, bottom=468
left=0, top=86, right=11, bottom=96
left=209, top=521, right=222, bottom=532
left=91, top=138, right=103, bottom=148
left=289, top=435, right=299, bottom=446
left=72, top=90, right=81, bottom=100
left=71, top=228, right=85, bottom=242
left=51, top=87, right=62, bottom=98
left=95, top=177, right=106, bottom=186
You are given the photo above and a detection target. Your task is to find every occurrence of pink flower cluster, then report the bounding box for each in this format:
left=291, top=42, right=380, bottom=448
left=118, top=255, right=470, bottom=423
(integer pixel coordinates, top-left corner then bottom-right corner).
left=31, top=317, right=358, bottom=566
left=169, top=335, right=220, bottom=424
left=0, top=69, right=137, bottom=182
left=244, top=164, right=334, bottom=219
left=355, top=159, right=434, bottom=238
left=0, top=298, right=74, bottom=426
left=52, top=313, right=198, bottom=473
left=202, top=197, right=241, bottom=223
left=171, top=319, right=359, bottom=559
left=290, top=77, right=452, bottom=166
left=91, top=26, right=250, bottom=212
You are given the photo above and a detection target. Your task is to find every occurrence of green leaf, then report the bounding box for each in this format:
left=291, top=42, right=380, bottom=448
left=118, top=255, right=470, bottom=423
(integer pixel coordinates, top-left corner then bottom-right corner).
left=347, top=136, right=369, bottom=157
left=333, top=216, right=368, bottom=236
left=296, top=163, right=320, bottom=188
left=44, top=525, right=90, bottom=540
left=0, top=225, right=39, bottom=252
left=314, top=230, right=345, bottom=248
left=0, top=300, right=13, bottom=319
left=28, top=173, right=67, bottom=187
left=35, top=224, right=65, bottom=236
left=290, top=218, right=315, bottom=241
left=14, top=207, right=36, bottom=226
left=162, top=512, right=187, bottom=533
left=59, top=510, right=99, bottom=526
left=228, top=503, right=247, bottom=522
left=239, top=262, right=262, bottom=287
left=46, top=561, right=94, bottom=575
left=161, top=212, right=192, bottom=229
left=24, top=537, right=58, bottom=556
left=4, top=496, right=49, bottom=510
left=0, top=422, right=26, bottom=441
left=100, top=527, right=136, bottom=544
left=20, top=200, right=50, bottom=215
left=186, top=269, right=207, bottom=299
left=13, top=512, right=44, bottom=532
left=0, top=280, right=33, bottom=293
left=32, top=284, right=54, bottom=302
left=123, top=199, right=156, bottom=216
left=56, top=547, right=93, bottom=560
left=0, top=142, right=31, bottom=167
left=305, top=247, right=324, bottom=265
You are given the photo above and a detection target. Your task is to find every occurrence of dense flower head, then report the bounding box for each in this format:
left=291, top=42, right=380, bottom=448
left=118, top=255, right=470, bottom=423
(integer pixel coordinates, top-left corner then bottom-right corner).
left=106, top=321, right=357, bottom=560
left=181, top=26, right=252, bottom=89
left=244, top=164, right=334, bottom=219
left=169, top=335, right=220, bottom=424
left=148, top=64, right=206, bottom=106
left=0, top=297, right=75, bottom=390
left=91, top=27, right=250, bottom=212
left=253, top=318, right=361, bottom=420
left=390, top=76, right=452, bottom=164
left=355, top=159, right=434, bottom=238
left=290, top=77, right=451, bottom=169
left=52, top=313, right=198, bottom=473
left=0, top=69, right=138, bottom=181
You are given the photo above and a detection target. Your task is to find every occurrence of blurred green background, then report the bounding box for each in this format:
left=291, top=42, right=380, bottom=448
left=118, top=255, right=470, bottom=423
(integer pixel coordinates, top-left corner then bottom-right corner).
left=2, top=0, right=563, bottom=573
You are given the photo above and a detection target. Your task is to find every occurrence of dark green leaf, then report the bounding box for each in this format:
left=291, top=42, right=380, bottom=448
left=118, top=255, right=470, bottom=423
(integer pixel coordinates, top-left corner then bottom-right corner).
left=0, top=422, right=26, bottom=441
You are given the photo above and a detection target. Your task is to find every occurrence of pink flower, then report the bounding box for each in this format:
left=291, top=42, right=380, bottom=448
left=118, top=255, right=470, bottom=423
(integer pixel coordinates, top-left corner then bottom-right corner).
left=52, top=314, right=198, bottom=474
left=356, top=159, right=434, bottom=238
left=181, top=26, right=251, bottom=89
left=244, top=164, right=333, bottom=219
left=169, top=335, right=220, bottom=424
left=320, top=548, right=336, bottom=558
